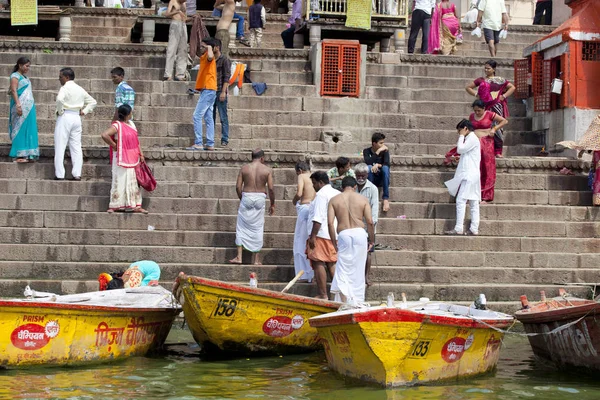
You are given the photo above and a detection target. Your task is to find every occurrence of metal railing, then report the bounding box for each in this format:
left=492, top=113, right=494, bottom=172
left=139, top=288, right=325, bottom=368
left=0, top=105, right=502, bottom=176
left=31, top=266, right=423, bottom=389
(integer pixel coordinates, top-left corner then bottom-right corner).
left=305, top=0, right=409, bottom=23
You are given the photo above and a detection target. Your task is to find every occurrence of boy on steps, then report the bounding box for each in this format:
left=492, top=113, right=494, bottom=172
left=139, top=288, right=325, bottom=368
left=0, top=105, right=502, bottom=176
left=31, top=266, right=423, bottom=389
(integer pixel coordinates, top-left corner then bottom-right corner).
left=248, top=0, right=266, bottom=48
left=444, top=119, right=481, bottom=236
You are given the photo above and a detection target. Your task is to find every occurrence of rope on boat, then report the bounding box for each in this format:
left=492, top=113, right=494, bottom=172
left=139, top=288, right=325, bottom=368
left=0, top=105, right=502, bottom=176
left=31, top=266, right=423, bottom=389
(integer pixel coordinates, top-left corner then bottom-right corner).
left=466, top=310, right=593, bottom=337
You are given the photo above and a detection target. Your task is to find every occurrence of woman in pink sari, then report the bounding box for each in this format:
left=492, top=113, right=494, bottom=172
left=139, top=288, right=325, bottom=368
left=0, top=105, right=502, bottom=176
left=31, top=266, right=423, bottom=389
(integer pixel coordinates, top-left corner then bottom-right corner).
left=470, top=100, right=508, bottom=202
left=429, top=0, right=461, bottom=55
left=466, top=60, right=516, bottom=157
left=101, top=104, right=147, bottom=213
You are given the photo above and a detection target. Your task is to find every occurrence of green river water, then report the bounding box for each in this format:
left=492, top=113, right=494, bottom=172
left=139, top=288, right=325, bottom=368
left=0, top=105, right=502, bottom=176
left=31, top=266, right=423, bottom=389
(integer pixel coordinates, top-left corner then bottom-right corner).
left=1, top=328, right=598, bottom=400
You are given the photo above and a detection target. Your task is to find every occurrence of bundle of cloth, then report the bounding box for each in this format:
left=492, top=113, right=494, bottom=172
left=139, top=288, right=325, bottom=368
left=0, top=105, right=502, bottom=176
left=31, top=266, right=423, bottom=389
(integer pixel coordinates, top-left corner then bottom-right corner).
left=98, top=260, right=161, bottom=290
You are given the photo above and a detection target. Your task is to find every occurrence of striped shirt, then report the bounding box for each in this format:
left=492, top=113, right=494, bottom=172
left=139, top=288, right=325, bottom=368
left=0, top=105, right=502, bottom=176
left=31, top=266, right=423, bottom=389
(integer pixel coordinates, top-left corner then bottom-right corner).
left=115, top=81, right=136, bottom=110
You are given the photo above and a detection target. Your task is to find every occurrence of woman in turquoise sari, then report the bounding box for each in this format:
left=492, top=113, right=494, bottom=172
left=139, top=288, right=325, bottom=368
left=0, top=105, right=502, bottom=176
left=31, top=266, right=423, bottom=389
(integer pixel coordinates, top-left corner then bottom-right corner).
left=9, top=57, right=39, bottom=163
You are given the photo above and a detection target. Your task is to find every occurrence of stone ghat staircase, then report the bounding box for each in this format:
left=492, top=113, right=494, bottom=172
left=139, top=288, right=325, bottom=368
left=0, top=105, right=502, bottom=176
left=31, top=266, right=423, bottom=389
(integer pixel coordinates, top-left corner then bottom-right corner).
left=0, top=20, right=594, bottom=310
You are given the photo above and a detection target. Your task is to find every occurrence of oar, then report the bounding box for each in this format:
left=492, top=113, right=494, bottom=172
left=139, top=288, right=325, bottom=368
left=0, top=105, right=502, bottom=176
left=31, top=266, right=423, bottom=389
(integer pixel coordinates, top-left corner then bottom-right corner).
left=281, top=271, right=304, bottom=293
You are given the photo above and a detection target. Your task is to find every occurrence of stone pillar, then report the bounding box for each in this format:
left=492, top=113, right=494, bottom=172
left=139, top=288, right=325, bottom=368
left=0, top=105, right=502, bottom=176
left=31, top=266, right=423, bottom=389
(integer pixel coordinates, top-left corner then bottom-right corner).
left=75, top=0, right=85, bottom=6
left=309, top=25, right=321, bottom=46
left=310, top=43, right=322, bottom=92
left=380, top=37, right=391, bottom=53
left=293, top=33, right=304, bottom=49
left=58, top=16, right=72, bottom=42
left=142, top=19, right=156, bottom=44
left=359, top=44, right=367, bottom=98
left=229, top=22, right=237, bottom=49
left=393, top=29, right=405, bottom=53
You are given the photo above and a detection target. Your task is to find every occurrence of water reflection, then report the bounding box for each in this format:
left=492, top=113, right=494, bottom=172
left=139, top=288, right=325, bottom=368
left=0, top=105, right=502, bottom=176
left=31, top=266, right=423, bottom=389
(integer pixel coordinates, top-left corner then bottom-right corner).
left=0, top=331, right=599, bottom=400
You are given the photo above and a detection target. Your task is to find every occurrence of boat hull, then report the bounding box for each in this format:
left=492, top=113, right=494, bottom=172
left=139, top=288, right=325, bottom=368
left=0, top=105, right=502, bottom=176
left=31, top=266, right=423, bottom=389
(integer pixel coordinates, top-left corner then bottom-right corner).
left=515, top=300, right=600, bottom=371
left=310, top=307, right=511, bottom=387
left=0, top=303, right=177, bottom=368
left=177, top=275, right=340, bottom=355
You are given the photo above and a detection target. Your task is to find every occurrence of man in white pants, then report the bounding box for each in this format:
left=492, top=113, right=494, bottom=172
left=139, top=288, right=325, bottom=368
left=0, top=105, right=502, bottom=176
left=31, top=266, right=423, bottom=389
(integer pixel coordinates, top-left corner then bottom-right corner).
left=54, top=68, right=97, bottom=181
left=444, top=119, right=481, bottom=236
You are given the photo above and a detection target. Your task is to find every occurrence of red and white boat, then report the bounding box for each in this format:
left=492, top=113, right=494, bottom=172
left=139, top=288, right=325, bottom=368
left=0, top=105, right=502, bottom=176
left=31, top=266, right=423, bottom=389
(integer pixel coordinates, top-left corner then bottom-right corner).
left=514, top=290, right=600, bottom=372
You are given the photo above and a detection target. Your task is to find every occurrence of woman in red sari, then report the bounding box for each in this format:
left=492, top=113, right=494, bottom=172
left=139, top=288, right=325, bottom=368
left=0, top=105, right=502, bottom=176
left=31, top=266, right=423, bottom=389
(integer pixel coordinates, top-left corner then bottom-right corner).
left=466, top=60, right=515, bottom=157
left=100, top=104, right=147, bottom=213
left=470, top=100, right=508, bottom=202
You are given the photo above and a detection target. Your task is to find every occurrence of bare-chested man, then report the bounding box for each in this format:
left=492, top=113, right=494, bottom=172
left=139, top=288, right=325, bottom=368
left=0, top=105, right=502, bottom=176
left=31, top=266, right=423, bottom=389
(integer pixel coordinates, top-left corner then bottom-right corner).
left=328, top=176, right=375, bottom=303
left=213, top=0, right=245, bottom=57
left=229, top=149, right=275, bottom=265
left=292, top=161, right=316, bottom=283
left=163, top=0, right=188, bottom=81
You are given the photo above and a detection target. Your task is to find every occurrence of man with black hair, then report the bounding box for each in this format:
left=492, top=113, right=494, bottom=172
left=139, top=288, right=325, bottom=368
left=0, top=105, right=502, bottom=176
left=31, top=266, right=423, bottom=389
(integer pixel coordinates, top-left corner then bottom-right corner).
left=444, top=119, right=481, bottom=236
left=54, top=67, right=96, bottom=181
left=292, top=161, right=315, bottom=282
left=363, top=132, right=391, bottom=212
left=111, top=67, right=135, bottom=121
left=307, top=171, right=340, bottom=299
left=229, top=149, right=275, bottom=265
left=189, top=37, right=218, bottom=151
left=327, top=156, right=356, bottom=191
left=328, top=176, right=374, bottom=304
left=213, top=37, right=231, bottom=147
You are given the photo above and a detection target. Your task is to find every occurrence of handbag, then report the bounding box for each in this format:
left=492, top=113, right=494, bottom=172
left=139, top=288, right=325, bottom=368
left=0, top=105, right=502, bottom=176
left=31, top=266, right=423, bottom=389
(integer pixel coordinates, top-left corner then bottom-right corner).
left=135, top=161, right=157, bottom=192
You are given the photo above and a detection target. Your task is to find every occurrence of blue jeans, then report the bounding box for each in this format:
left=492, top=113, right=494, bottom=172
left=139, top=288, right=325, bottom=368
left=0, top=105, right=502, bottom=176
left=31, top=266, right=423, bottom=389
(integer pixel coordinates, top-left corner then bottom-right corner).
left=193, top=90, right=216, bottom=147
left=368, top=165, right=390, bottom=200
left=212, top=9, right=245, bottom=39
left=213, top=96, right=229, bottom=144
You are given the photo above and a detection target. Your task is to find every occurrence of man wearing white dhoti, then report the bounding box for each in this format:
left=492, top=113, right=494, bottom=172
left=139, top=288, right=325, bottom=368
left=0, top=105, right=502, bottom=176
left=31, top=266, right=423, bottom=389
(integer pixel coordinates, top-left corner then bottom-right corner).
left=54, top=67, right=97, bottom=181
left=444, top=119, right=481, bottom=236
left=328, top=177, right=375, bottom=304
left=292, top=161, right=315, bottom=282
left=230, top=149, right=275, bottom=265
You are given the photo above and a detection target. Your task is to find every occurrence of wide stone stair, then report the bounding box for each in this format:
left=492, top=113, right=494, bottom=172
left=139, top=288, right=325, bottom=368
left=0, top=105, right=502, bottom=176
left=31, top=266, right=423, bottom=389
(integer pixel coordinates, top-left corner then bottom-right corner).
left=0, top=12, right=593, bottom=311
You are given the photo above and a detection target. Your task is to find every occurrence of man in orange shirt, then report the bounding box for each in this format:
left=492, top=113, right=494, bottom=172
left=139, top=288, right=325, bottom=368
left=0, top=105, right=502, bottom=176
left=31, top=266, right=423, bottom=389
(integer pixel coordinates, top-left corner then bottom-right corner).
left=188, top=38, right=218, bottom=151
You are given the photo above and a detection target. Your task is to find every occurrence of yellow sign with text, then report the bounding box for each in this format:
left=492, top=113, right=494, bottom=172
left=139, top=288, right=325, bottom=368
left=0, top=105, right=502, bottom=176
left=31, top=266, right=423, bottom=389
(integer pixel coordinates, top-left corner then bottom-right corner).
left=11, top=0, right=38, bottom=26
left=346, top=0, right=372, bottom=30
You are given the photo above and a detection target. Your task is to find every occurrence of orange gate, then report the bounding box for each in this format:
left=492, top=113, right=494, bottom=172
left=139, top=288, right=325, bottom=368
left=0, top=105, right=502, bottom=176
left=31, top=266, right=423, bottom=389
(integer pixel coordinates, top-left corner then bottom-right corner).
left=321, top=40, right=361, bottom=97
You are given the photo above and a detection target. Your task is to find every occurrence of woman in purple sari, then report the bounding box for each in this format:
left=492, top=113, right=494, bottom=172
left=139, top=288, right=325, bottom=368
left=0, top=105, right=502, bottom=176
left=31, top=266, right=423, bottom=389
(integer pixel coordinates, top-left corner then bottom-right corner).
left=466, top=60, right=516, bottom=157
left=428, top=0, right=461, bottom=55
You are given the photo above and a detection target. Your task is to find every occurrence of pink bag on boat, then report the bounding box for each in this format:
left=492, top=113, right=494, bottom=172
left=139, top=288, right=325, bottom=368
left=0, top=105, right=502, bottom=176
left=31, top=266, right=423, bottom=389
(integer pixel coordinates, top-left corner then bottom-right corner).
left=135, top=161, right=157, bottom=192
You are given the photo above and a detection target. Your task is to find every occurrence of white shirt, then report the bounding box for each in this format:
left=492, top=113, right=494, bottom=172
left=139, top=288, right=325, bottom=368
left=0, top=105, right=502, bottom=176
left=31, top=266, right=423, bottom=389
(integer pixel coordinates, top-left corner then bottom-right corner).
left=358, top=180, right=379, bottom=226
left=308, top=184, right=340, bottom=240
left=477, top=0, right=507, bottom=31
left=444, top=132, right=482, bottom=201
left=414, top=0, right=435, bottom=14
left=56, top=80, right=97, bottom=117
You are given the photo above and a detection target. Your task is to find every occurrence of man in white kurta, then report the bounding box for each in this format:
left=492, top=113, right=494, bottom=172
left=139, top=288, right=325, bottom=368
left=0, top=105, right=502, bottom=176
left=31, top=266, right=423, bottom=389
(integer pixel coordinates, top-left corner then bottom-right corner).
left=444, top=120, right=481, bottom=235
left=54, top=67, right=97, bottom=180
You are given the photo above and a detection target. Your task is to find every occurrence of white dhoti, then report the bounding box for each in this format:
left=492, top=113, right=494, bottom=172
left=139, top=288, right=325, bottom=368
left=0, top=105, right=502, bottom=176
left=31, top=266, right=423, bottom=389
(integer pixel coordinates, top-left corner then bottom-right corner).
left=235, top=192, right=267, bottom=252
left=108, top=153, right=142, bottom=211
left=331, top=228, right=368, bottom=304
left=54, top=110, right=83, bottom=179
left=293, top=203, right=314, bottom=282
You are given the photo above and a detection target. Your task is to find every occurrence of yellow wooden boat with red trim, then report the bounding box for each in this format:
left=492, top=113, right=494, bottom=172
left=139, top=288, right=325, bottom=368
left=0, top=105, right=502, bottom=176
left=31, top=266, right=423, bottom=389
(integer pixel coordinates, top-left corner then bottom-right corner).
left=0, top=286, right=180, bottom=368
left=175, top=274, right=340, bottom=355
left=309, top=301, right=514, bottom=386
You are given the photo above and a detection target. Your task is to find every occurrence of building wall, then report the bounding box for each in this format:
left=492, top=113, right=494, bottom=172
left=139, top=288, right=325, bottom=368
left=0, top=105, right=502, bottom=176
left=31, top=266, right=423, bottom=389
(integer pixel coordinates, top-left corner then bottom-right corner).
left=552, top=0, right=572, bottom=25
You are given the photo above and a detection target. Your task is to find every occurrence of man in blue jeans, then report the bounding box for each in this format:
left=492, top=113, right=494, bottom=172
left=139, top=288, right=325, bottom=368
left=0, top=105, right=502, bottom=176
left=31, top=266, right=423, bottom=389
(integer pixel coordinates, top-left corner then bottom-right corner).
left=213, top=40, right=231, bottom=146
left=213, top=0, right=250, bottom=46
left=363, top=132, right=391, bottom=212
left=188, top=38, right=218, bottom=151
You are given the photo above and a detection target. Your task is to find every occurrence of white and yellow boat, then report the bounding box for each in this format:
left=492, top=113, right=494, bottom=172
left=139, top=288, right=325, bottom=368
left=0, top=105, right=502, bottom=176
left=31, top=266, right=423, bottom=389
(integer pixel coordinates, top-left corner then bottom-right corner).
left=175, top=274, right=340, bottom=355
left=0, top=286, right=180, bottom=368
left=309, top=301, right=514, bottom=386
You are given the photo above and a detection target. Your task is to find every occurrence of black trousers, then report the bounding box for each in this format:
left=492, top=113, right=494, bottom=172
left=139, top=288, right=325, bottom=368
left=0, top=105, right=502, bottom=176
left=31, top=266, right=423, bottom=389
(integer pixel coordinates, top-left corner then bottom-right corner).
left=533, top=1, right=552, bottom=25
left=408, top=9, right=431, bottom=54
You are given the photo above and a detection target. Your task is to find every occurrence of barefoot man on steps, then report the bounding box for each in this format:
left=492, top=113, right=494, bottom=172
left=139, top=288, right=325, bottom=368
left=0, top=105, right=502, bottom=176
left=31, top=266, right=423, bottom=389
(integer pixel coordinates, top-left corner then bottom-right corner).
left=229, top=149, right=275, bottom=265
left=328, top=176, right=375, bottom=304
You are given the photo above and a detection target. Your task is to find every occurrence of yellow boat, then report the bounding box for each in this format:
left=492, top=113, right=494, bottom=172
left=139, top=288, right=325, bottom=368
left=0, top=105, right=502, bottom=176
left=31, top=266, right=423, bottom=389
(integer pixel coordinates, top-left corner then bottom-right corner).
left=175, top=274, right=340, bottom=355
left=0, top=286, right=180, bottom=368
left=309, top=301, right=514, bottom=386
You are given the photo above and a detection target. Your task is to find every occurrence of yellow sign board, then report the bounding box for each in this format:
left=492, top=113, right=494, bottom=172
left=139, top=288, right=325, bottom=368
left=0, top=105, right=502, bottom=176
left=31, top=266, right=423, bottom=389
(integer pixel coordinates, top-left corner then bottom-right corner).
left=11, top=0, right=38, bottom=26
left=346, top=0, right=372, bottom=30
